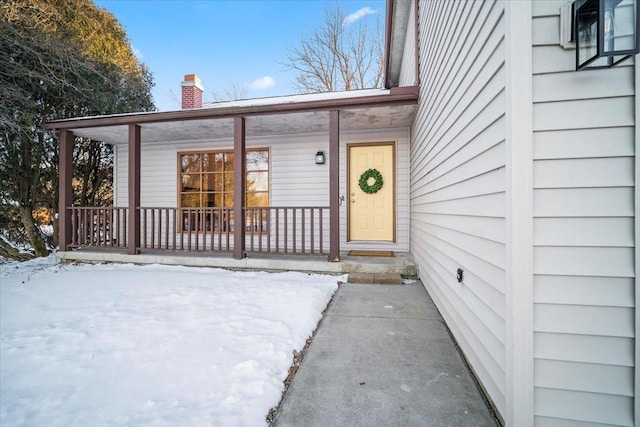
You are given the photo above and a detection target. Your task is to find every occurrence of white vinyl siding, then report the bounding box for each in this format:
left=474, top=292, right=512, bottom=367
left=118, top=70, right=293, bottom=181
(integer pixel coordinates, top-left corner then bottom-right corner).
left=409, top=0, right=507, bottom=417
left=531, top=1, right=636, bottom=426
left=113, top=128, right=410, bottom=251
left=398, top=0, right=417, bottom=87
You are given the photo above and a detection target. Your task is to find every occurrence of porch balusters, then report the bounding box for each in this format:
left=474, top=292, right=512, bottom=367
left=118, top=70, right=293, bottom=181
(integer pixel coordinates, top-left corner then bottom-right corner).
left=68, top=207, right=128, bottom=249
left=243, top=207, right=329, bottom=255
left=68, top=206, right=329, bottom=255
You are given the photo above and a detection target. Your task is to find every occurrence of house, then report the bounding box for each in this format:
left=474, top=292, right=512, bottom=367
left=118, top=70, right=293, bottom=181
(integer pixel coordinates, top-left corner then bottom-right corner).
left=387, top=1, right=637, bottom=426
left=48, top=83, right=419, bottom=267
left=44, top=0, right=639, bottom=425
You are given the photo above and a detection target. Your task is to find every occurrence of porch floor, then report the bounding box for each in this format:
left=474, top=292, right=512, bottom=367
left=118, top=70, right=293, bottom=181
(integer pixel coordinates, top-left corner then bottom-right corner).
left=57, top=250, right=418, bottom=277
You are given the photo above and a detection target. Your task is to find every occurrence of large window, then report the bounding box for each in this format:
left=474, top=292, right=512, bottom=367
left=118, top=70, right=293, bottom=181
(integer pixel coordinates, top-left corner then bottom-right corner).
left=178, top=149, right=269, bottom=231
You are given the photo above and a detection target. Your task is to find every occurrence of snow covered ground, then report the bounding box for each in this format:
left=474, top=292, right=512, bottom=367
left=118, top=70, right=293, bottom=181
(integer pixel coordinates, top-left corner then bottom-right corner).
left=0, top=256, right=340, bottom=426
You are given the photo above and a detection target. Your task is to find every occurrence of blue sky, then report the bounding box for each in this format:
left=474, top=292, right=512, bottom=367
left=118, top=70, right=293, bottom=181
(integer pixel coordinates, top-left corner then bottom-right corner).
left=94, top=0, right=385, bottom=111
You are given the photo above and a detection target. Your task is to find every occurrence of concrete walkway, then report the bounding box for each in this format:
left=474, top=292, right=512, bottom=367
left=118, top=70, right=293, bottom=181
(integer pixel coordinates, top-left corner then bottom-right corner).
left=272, top=281, right=498, bottom=427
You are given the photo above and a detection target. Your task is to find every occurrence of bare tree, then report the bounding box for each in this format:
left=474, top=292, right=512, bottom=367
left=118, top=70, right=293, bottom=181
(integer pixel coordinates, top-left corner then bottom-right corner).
left=211, top=83, right=247, bottom=102
left=167, top=88, right=185, bottom=109
left=284, top=2, right=383, bottom=93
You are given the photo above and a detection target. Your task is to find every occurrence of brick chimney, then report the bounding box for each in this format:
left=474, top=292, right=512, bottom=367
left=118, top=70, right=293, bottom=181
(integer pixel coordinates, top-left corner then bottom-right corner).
left=181, top=74, right=204, bottom=109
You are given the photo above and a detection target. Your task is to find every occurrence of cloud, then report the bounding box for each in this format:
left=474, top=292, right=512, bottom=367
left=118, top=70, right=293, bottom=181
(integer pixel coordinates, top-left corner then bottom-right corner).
left=343, top=7, right=377, bottom=25
left=248, top=75, right=276, bottom=90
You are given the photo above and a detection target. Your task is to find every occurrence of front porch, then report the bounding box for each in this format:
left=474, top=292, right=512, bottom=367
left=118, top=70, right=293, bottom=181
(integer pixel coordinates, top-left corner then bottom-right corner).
left=46, top=88, right=419, bottom=265
left=61, top=203, right=417, bottom=275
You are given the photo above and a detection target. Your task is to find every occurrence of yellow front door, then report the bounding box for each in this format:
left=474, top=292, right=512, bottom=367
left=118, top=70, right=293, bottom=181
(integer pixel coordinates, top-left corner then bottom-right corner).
left=348, top=143, right=394, bottom=241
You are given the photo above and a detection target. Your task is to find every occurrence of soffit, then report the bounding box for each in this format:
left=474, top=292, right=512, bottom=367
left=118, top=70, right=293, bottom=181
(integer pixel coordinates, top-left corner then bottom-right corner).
left=68, top=104, right=417, bottom=144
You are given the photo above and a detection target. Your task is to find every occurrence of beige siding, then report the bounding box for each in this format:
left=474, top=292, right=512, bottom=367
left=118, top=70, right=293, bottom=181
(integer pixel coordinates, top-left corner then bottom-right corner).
left=398, top=0, right=417, bottom=87
left=113, top=128, right=410, bottom=251
left=409, top=0, right=507, bottom=416
left=531, top=1, right=636, bottom=426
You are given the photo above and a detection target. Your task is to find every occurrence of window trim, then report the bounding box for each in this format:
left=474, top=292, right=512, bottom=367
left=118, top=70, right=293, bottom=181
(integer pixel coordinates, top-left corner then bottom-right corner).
left=176, top=147, right=270, bottom=233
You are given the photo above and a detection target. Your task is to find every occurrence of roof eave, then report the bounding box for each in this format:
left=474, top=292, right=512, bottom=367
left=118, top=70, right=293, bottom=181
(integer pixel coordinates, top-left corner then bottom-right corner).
left=384, top=0, right=413, bottom=89
left=42, top=87, right=419, bottom=130
left=384, top=0, right=395, bottom=89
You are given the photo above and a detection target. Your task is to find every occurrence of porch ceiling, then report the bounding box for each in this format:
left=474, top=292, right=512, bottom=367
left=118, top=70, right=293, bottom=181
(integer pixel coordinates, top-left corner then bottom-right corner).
left=67, top=104, right=418, bottom=144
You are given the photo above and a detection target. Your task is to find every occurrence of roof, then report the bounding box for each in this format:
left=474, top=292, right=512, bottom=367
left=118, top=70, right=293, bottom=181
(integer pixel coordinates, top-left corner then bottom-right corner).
left=200, top=88, right=396, bottom=109
left=43, top=87, right=418, bottom=144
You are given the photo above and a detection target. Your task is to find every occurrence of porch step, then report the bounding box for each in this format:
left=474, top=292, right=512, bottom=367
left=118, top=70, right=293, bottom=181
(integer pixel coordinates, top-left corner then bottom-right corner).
left=347, top=272, right=403, bottom=285
left=342, top=251, right=417, bottom=277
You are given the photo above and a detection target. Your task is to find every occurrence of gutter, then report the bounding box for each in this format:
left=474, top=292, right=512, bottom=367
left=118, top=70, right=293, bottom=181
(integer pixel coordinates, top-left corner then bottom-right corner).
left=384, top=0, right=395, bottom=89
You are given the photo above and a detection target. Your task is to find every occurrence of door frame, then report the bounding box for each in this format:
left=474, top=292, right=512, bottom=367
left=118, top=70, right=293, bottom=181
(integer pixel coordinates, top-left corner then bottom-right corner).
left=346, top=141, right=397, bottom=243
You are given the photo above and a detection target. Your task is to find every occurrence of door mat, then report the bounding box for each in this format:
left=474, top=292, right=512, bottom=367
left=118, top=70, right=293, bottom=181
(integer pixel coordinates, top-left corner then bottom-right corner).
left=348, top=250, right=394, bottom=257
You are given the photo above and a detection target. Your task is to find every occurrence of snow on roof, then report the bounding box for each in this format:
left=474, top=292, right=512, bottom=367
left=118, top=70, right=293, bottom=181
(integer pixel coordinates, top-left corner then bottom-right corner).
left=200, top=88, right=391, bottom=110
left=45, top=88, right=393, bottom=124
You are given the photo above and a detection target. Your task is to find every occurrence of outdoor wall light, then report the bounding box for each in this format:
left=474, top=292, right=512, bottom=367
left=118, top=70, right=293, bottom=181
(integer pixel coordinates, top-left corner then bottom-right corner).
left=315, top=151, right=325, bottom=165
left=575, top=0, right=639, bottom=70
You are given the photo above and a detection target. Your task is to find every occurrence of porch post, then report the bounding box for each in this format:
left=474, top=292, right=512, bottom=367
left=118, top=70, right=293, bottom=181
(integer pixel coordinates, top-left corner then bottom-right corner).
left=233, top=117, right=246, bottom=259
left=128, top=124, right=141, bottom=255
left=58, top=130, right=74, bottom=251
left=328, top=110, right=340, bottom=262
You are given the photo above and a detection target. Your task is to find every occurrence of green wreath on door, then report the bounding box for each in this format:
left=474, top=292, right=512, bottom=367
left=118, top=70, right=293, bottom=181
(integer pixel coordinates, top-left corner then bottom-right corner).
left=358, top=168, right=384, bottom=194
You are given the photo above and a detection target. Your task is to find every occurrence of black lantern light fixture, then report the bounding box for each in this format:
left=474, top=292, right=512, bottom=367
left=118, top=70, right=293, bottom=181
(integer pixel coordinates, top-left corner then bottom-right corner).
left=315, top=151, right=325, bottom=165
left=575, top=0, right=639, bottom=70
